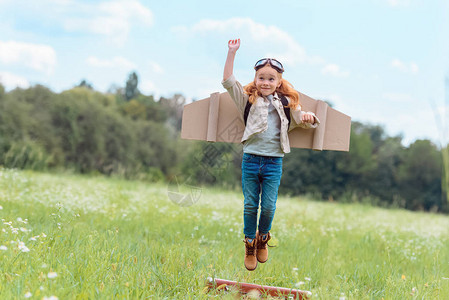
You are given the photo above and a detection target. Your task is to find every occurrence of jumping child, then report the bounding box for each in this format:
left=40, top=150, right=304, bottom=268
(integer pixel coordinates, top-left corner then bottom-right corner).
left=222, top=38, right=319, bottom=271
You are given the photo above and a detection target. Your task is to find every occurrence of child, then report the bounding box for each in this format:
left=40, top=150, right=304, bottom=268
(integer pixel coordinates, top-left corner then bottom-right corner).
left=222, top=38, right=319, bottom=271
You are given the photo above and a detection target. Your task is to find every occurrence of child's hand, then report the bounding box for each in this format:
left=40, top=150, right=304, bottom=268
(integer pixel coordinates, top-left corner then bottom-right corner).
left=228, top=39, right=240, bottom=53
left=301, top=113, right=315, bottom=124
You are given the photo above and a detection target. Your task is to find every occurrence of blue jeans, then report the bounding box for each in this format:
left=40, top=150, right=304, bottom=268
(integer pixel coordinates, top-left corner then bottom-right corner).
left=241, top=153, right=283, bottom=239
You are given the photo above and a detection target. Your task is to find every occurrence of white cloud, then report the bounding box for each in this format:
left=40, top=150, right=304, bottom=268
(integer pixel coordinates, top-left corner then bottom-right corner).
left=148, top=61, right=164, bottom=74
left=174, top=17, right=321, bottom=66
left=86, top=56, right=136, bottom=70
left=99, top=0, right=152, bottom=25
left=0, top=40, right=56, bottom=74
left=0, top=71, right=30, bottom=89
left=173, top=17, right=354, bottom=80
left=391, top=59, right=419, bottom=74
left=63, top=0, right=153, bottom=45
left=140, top=79, right=160, bottom=98
left=321, top=64, right=349, bottom=78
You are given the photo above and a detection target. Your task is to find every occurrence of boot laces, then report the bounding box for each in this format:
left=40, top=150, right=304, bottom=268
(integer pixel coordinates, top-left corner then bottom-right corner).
left=258, top=234, right=275, bottom=248
left=244, top=240, right=256, bottom=255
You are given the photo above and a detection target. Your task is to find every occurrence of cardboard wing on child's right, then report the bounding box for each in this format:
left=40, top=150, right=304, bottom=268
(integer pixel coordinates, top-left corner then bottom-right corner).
left=181, top=92, right=351, bottom=151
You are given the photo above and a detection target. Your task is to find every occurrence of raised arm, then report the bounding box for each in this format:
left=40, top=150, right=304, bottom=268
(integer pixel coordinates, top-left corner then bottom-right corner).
left=223, top=39, right=240, bottom=81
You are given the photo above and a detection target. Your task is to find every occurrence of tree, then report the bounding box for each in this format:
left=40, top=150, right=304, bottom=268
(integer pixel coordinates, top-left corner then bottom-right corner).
left=76, top=79, right=93, bottom=90
left=443, top=144, right=449, bottom=208
left=398, top=140, right=443, bottom=211
left=335, top=122, right=378, bottom=199
left=159, top=94, right=185, bottom=131
left=121, top=99, right=147, bottom=120
left=124, top=71, right=140, bottom=101
left=367, top=136, right=404, bottom=206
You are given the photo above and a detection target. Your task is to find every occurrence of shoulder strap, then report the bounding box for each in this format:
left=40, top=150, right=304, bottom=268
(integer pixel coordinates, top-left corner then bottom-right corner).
left=244, top=100, right=252, bottom=125
left=280, top=95, right=291, bottom=127
left=243, top=95, right=291, bottom=126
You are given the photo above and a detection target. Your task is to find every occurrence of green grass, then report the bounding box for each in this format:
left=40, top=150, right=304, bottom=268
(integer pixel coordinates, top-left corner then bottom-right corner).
left=1, top=168, right=449, bottom=299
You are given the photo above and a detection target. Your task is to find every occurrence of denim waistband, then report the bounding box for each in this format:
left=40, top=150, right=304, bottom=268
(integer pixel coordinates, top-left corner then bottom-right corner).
left=243, top=153, right=284, bottom=160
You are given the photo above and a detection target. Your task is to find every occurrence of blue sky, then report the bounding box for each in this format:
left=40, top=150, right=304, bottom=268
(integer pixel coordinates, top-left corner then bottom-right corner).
left=0, top=0, right=448, bottom=145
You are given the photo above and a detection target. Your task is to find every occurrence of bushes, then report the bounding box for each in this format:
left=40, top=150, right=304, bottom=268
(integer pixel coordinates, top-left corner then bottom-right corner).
left=2, top=140, right=53, bottom=170
left=0, top=82, right=445, bottom=212
left=280, top=123, right=445, bottom=212
left=0, top=84, right=180, bottom=181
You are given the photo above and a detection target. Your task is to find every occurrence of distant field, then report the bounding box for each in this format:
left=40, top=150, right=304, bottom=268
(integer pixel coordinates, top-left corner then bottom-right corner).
left=0, top=168, right=448, bottom=299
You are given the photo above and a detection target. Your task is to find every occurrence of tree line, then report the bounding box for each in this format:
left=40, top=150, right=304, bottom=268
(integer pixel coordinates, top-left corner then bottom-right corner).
left=0, top=72, right=446, bottom=212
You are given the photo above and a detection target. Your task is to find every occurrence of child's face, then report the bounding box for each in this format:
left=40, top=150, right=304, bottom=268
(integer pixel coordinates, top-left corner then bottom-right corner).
left=254, top=66, right=282, bottom=97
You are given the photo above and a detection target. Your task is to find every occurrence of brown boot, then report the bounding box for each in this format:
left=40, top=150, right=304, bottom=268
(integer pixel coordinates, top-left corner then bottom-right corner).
left=256, top=231, right=271, bottom=263
left=243, top=237, right=257, bottom=271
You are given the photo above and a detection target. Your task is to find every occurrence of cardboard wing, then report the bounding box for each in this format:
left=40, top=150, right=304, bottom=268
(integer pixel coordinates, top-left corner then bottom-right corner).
left=181, top=92, right=351, bottom=151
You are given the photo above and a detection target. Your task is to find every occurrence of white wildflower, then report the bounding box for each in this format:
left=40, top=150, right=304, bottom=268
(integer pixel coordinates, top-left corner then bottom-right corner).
left=24, top=292, right=32, bottom=298
left=18, top=242, right=30, bottom=252
left=41, top=233, right=47, bottom=238
left=295, top=281, right=305, bottom=287
left=0, top=205, right=3, bottom=210
left=43, top=296, right=58, bottom=300
left=305, top=277, right=311, bottom=281
left=20, top=246, right=30, bottom=252
left=20, top=227, right=28, bottom=232
left=0, top=245, right=7, bottom=250
left=47, top=272, right=58, bottom=279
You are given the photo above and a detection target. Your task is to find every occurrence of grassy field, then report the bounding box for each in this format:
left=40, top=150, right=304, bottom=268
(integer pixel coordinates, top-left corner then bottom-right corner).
left=1, top=168, right=449, bottom=299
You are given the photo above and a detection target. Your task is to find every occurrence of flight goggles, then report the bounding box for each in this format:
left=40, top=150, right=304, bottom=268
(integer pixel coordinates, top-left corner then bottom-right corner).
left=254, top=58, right=284, bottom=73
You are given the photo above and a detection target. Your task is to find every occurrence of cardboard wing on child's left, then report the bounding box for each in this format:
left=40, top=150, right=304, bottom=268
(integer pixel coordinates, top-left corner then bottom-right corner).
left=181, top=92, right=351, bottom=151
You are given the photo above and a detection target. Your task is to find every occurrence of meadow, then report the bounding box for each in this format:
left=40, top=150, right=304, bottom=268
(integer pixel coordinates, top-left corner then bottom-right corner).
left=1, top=167, right=449, bottom=299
